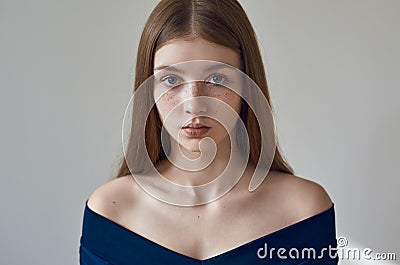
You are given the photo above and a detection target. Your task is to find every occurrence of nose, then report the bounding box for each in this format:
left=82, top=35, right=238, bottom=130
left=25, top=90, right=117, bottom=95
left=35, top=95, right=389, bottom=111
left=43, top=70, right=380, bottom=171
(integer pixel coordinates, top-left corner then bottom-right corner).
left=183, top=82, right=207, bottom=115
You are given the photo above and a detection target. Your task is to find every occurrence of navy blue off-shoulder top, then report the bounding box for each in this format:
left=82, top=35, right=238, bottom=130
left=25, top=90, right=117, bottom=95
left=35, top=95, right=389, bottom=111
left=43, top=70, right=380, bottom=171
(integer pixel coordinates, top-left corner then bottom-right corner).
left=79, top=201, right=338, bottom=264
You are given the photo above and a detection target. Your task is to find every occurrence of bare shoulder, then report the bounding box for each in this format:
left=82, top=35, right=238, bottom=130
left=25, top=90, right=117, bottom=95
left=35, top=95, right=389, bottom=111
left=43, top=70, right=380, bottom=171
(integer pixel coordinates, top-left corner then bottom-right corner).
left=262, top=171, right=333, bottom=221
left=87, top=175, right=138, bottom=220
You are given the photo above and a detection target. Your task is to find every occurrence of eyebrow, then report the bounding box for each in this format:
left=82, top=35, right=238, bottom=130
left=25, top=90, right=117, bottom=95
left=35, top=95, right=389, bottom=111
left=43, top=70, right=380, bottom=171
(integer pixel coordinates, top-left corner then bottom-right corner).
left=207, top=64, right=235, bottom=71
left=154, top=65, right=184, bottom=73
left=153, top=63, right=235, bottom=73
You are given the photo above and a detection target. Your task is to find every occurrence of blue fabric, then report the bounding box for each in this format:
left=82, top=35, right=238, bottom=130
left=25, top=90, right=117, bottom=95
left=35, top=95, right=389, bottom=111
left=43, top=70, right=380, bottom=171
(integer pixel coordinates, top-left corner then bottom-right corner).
left=79, top=200, right=338, bottom=264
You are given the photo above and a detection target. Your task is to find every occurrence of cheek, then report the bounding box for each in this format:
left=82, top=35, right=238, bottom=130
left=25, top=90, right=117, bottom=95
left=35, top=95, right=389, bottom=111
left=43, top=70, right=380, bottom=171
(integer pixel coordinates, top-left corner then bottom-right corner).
left=211, top=89, right=242, bottom=113
left=155, top=92, right=181, bottom=120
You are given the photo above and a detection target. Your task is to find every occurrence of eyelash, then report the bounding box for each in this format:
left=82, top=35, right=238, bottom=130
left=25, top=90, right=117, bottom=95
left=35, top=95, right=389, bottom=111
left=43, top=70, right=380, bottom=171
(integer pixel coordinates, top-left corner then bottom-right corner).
left=207, top=74, right=227, bottom=85
left=161, top=75, right=181, bottom=87
left=160, top=74, right=228, bottom=87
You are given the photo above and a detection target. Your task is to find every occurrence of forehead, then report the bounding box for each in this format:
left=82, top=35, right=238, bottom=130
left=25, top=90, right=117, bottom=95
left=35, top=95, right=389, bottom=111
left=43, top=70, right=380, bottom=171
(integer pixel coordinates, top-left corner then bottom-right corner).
left=154, top=38, right=241, bottom=70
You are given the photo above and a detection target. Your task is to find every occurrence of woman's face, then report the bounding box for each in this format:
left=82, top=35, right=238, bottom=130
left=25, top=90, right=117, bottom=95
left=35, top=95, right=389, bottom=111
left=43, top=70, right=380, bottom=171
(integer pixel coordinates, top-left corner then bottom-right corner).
left=153, top=38, right=243, bottom=152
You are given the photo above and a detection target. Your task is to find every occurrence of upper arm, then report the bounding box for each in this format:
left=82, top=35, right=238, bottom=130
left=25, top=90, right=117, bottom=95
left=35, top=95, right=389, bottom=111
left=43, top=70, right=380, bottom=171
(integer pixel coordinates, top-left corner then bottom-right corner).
left=298, top=179, right=333, bottom=215
left=87, top=180, right=119, bottom=219
left=281, top=174, right=333, bottom=222
left=87, top=176, right=134, bottom=220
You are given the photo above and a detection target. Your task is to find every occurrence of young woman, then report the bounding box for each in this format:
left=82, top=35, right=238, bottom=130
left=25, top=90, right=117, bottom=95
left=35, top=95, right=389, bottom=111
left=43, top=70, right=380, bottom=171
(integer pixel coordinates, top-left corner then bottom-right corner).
left=79, top=0, right=338, bottom=264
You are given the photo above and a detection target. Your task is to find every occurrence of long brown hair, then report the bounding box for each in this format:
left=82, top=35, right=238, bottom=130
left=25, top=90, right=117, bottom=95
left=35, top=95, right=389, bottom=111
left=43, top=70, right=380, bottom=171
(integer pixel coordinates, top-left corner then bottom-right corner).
left=114, top=0, right=294, bottom=179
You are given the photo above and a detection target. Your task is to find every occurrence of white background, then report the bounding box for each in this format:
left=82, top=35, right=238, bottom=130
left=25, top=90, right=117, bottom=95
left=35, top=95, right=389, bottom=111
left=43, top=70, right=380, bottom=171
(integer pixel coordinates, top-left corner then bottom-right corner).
left=1, top=0, right=399, bottom=264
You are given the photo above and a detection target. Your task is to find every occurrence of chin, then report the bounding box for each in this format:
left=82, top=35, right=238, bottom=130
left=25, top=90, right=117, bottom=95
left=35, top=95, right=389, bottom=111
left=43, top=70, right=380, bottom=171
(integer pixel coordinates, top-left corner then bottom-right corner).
left=179, top=140, right=202, bottom=153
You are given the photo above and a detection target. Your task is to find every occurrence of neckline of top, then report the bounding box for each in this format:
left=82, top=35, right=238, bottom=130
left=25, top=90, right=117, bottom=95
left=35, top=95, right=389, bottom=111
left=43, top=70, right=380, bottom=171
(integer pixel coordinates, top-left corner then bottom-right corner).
left=84, top=200, right=335, bottom=262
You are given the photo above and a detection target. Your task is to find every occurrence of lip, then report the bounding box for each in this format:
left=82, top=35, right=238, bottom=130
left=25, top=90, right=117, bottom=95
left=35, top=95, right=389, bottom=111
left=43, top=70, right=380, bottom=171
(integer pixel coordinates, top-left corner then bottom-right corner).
left=182, top=122, right=210, bottom=129
left=181, top=122, right=211, bottom=137
left=182, top=127, right=210, bottom=137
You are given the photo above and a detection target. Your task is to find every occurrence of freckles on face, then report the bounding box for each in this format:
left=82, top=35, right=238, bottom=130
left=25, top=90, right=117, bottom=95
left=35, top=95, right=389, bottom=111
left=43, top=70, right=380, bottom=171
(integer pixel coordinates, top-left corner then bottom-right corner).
left=153, top=38, right=243, bottom=123
left=155, top=91, right=180, bottom=122
left=214, top=88, right=242, bottom=113
left=155, top=83, right=241, bottom=122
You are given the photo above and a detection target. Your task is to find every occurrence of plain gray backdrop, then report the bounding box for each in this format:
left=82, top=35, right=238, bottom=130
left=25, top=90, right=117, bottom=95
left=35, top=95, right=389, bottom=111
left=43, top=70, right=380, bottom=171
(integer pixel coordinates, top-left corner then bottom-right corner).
left=1, top=0, right=399, bottom=264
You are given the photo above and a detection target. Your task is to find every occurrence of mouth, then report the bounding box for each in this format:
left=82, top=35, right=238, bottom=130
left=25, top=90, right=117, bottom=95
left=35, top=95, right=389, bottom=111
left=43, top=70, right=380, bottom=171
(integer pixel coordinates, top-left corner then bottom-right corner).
left=181, top=122, right=211, bottom=137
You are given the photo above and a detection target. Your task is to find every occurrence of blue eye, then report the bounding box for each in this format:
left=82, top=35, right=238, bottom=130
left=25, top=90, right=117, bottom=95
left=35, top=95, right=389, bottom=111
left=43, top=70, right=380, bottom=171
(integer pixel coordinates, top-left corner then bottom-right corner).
left=162, top=76, right=180, bottom=87
left=208, top=74, right=226, bottom=85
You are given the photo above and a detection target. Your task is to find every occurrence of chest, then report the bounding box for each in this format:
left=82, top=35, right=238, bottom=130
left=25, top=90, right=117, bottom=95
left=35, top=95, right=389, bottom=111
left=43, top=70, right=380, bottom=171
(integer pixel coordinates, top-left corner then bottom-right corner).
left=118, top=196, right=288, bottom=260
